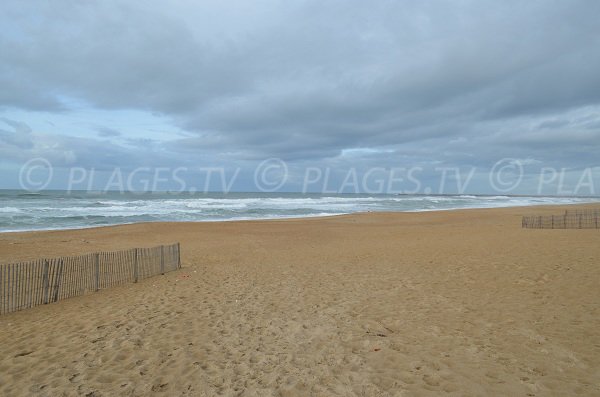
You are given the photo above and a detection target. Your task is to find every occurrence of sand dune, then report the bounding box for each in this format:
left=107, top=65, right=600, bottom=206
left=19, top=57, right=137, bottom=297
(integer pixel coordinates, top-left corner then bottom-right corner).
left=1, top=204, right=599, bottom=396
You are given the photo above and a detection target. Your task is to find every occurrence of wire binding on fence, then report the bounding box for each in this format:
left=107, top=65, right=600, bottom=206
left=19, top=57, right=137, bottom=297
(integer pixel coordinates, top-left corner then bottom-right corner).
left=0, top=242, right=181, bottom=315
left=522, top=209, right=600, bottom=229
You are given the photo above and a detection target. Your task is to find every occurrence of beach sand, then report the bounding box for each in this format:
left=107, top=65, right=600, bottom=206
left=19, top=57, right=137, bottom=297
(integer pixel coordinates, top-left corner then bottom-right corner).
left=1, top=204, right=599, bottom=396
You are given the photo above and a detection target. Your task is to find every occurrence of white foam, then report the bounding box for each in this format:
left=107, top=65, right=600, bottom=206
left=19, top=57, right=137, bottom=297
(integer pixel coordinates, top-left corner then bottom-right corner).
left=1, top=194, right=599, bottom=233
left=0, top=207, right=22, bottom=213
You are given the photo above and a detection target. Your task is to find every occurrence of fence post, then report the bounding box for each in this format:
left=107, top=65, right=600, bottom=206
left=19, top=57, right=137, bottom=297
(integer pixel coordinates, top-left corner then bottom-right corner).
left=177, top=243, right=181, bottom=269
left=54, top=259, right=64, bottom=302
left=134, top=248, right=139, bottom=283
left=160, top=245, right=165, bottom=275
left=551, top=215, right=554, bottom=229
left=0, top=264, right=4, bottom=315
left=94, top=253, right=100, bottom=291
left=42, top=260, right=50, bottom=305
left=6, top=264, right=11, bottom=313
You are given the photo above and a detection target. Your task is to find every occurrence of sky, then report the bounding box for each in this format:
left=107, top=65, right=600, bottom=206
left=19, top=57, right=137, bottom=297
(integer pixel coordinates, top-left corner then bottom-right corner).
left=1, top=0, right=600, bottom=194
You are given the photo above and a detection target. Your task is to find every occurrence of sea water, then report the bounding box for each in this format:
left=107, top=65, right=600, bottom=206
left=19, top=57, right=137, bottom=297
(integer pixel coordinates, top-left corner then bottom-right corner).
left=0, top=190, right=597, bottom=232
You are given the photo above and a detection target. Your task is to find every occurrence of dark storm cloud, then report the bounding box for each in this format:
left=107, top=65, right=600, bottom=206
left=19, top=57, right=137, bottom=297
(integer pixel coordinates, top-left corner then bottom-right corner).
left=1, top=0, right=600, bottom=172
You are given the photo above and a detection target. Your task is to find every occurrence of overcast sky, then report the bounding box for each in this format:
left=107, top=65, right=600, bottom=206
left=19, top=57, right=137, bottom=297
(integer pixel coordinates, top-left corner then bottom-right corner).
left=1, top=0, right=600, bottom=194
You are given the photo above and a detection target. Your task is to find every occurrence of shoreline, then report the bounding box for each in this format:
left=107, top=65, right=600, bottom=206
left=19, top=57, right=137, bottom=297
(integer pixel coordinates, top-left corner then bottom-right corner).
left=1, top=201, right=599, bottom=265
left=1, top=200, right=599, bottom=237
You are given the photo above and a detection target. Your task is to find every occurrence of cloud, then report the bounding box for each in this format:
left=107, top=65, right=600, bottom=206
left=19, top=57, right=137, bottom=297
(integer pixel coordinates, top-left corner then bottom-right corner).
left=0, top=117, right=34, bottom=150
left=0, top=118, right=181, bottom=171
left=1, top=0, right=600, bottom=187
left=95, top=126, right=122, bottom=138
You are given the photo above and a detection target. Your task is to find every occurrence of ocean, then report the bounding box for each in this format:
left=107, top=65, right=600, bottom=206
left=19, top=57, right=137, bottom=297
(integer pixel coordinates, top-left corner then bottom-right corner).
left=0, top=190, right=597, bottom=233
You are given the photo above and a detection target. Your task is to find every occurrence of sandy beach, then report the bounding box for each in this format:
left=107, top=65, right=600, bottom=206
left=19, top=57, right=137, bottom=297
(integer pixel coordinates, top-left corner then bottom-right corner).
left=0, top=204, right=599, bottom=396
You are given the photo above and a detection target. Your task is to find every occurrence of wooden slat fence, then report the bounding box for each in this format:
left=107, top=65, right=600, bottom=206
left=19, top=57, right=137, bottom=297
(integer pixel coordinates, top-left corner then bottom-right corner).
left=522, top=209, right=600, bottom=229
left=564, top=208, right=600, bottom=217
left=0, top=243, right=181, bottom=315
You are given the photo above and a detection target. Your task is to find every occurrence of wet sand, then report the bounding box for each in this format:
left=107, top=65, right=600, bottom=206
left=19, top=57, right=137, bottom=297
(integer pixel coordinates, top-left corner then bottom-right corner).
left=1, top=204, right=599, bottom=396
